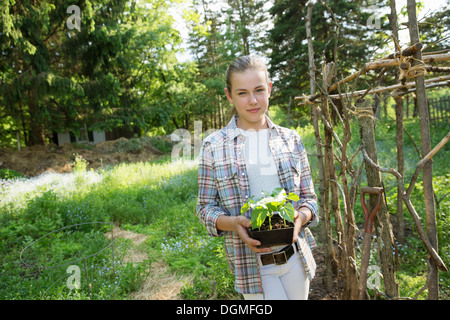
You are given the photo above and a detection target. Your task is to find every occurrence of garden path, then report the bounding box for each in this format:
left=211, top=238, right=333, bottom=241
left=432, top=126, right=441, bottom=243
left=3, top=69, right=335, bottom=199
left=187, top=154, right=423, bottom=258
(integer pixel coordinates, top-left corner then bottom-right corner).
left=105, top=228, right=192, bottom=300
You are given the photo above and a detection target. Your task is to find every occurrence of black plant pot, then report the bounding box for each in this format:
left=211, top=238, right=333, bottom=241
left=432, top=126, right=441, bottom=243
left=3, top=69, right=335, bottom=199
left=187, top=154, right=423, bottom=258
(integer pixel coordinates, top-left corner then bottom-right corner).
left=248, top=226, right=294, bottom=248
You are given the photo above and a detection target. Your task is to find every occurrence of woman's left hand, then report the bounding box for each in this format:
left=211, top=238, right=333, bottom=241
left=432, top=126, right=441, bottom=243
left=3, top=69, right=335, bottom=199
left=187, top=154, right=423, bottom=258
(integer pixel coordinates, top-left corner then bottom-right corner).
left=292, top=208, right=312, bottom=243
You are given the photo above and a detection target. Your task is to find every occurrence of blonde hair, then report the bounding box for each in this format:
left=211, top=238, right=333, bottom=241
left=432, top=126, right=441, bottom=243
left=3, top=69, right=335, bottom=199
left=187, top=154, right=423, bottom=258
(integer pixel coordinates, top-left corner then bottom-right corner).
left=225, top=55, right=271, bottom=121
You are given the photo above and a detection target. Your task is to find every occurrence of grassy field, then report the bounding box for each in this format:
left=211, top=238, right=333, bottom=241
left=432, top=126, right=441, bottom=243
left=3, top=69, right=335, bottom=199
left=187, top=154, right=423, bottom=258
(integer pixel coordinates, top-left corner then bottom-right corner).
left=0, top=156, right=239, bottom=300
left=0, top=115, right=448, bottom=300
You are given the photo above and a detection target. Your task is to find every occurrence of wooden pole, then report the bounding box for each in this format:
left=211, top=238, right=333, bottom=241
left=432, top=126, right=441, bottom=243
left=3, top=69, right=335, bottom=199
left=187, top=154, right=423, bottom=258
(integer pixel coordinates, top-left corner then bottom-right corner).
left=389, top=0, right=406, bottom=243
left=397, top=80, right=450, bottom=96
left=312, top=75, right=450, bottom=101
left=381, top=42, right=422, bottom=60
left=295, top=53, right=450, bottom=104
left=361, top=139, right=448, bottom=273
left=407, top=0, right=439, bottom=300
left=322, top=62, right=345, bottom=296
left=306, top=0, right=334, bottom=292
left=357, top=98, right=399, bottom=299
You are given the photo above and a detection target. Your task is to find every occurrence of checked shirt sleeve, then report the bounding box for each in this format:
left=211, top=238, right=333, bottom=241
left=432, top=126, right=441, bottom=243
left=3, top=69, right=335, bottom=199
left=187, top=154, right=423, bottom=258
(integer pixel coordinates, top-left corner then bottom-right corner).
left=196, top=142, right=227, bottom=238
left=295, top=136, right=319, bottom=228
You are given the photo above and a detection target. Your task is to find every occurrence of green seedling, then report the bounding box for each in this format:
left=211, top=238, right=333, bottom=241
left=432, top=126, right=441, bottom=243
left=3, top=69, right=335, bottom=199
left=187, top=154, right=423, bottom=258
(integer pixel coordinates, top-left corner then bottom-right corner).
left=240, top=187, right=300, bottom=230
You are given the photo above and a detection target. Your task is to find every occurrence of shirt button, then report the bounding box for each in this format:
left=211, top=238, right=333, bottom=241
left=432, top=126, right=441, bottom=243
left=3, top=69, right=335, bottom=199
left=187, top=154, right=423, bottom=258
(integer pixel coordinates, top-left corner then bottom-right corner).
left=245, top=195, right=248, bottom=198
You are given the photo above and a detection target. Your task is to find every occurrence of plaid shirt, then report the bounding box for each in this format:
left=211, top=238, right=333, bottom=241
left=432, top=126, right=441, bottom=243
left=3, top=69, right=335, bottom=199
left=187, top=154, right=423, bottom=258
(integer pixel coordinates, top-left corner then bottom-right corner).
left=196, top=115, right=319, bottom=294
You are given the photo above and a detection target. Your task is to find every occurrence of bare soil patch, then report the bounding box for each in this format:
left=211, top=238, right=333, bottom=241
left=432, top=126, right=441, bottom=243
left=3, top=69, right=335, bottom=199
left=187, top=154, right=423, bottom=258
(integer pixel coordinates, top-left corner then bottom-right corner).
left=0, top=137, right=168, bottom=177
left=309, top=246, right=339, bottom=300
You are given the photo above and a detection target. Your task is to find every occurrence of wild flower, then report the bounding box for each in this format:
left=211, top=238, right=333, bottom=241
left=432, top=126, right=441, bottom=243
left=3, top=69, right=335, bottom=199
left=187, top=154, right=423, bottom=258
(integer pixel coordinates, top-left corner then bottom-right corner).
left=0, top=170, right=102, bottom=212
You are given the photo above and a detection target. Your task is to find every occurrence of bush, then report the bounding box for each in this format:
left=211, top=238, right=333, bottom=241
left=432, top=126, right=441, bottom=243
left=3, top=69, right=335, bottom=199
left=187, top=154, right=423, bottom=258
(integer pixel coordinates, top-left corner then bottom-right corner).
left=115, top=138, right=143, bottom=154
left=0, top=168, right=25, bottom=179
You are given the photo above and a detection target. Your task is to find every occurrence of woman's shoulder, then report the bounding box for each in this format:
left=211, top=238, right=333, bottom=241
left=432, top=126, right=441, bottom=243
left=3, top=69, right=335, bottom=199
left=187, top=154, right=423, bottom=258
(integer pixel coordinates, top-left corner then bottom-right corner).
left=201, top=127, right=228, bottom=147
left=272, top=123, right=302, bottom=140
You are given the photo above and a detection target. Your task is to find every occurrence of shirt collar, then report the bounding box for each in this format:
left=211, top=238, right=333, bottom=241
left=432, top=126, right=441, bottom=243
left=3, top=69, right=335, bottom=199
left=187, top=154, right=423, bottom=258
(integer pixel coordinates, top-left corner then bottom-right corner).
left=225, top=114, right=279, bottom=141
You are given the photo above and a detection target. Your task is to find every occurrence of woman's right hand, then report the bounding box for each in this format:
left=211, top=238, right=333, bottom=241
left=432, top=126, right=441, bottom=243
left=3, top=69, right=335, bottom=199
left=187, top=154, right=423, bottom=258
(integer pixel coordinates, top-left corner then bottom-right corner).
left=232, top=216, right=272, bottom=254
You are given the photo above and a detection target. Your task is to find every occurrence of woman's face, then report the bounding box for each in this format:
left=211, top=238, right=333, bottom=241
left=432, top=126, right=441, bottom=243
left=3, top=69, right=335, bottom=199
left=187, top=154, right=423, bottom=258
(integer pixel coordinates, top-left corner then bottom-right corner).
left=225, top=68, right=272, bottom=131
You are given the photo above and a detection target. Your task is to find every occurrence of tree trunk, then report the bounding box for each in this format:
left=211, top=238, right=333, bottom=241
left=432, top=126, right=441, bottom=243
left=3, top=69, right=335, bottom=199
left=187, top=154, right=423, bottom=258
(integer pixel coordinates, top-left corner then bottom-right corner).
left=407, top=0, right=439, bottom=300
left=29, top=120, right=46, bottom=145
left=28, top=91, right=46, bottom=146
left=357, top=98, right=398, bottom=299
left=287, top=96, right=292, bottom=128
left=18, top=99, right=29, bottom=146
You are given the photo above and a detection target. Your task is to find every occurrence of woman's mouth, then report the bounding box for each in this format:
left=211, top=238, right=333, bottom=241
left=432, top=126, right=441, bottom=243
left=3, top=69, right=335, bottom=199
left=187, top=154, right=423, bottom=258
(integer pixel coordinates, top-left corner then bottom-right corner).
left=247, top=108, right=260, bottom=113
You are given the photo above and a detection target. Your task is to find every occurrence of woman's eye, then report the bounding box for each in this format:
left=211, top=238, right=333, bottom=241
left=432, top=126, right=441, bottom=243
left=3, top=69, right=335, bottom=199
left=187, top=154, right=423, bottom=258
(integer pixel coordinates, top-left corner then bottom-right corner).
left=238, top=92, right=246, bottom=96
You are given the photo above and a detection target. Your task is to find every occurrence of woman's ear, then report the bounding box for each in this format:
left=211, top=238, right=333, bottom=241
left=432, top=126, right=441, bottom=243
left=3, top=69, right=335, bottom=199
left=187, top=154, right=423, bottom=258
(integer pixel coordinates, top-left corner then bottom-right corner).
left=268, top=82, right=273, bottom=97
left=224, top=88, right=234, bottom=104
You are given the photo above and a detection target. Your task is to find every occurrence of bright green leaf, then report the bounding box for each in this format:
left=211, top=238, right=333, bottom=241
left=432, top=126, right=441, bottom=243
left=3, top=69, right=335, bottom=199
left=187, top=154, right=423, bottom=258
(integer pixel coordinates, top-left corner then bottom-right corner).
left=286, top=192, right=299, bottom=202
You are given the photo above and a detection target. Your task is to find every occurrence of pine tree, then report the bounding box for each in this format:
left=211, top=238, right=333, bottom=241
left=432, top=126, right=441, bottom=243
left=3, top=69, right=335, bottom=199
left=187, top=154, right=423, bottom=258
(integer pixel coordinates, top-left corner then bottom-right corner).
left=184, top=0, right=271, bottom=130
left=267, top=0, right=389, bottom=123
left=0, top=0, right=183, bottom=146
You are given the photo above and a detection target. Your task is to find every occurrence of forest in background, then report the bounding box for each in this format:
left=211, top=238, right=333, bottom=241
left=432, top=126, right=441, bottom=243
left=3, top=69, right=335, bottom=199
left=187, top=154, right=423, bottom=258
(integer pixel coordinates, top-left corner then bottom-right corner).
left=1, top=0, right=448, bottom=147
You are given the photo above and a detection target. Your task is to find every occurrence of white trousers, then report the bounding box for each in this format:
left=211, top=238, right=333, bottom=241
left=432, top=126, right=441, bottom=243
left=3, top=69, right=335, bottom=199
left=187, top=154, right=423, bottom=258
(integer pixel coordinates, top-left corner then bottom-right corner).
left=243, top=249, right=310, bottom=300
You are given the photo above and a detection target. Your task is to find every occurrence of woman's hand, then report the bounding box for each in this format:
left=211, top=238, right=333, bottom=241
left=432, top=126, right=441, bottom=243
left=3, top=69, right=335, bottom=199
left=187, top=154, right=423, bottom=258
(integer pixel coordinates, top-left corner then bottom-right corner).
left=232, top=216, right=272, bottom=254
left=217, top=215, right=271, bottom=253
left=292, top=208, right=312, bottom=243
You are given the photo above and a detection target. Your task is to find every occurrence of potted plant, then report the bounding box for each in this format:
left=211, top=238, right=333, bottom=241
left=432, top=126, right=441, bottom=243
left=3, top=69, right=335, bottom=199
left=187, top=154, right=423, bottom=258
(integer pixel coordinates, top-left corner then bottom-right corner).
left=240, top=187, right=299, bottom=247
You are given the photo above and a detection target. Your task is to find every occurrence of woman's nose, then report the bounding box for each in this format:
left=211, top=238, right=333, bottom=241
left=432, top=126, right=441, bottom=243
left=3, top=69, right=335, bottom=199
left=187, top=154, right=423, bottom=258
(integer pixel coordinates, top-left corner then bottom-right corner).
left=249, top=94, right=257, bottom=105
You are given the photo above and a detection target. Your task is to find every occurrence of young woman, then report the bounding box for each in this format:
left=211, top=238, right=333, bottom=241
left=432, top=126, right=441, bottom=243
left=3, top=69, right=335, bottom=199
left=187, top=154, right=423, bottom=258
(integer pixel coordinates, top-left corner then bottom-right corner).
left=196, top=56, right=319, bottom=300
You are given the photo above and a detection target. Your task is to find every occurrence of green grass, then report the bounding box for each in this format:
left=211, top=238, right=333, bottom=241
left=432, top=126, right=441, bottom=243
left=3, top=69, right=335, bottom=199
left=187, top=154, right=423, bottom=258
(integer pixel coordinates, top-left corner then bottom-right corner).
left=0, top=111, right=448, bottom=300
left=0, top=157, right=238, bottom=300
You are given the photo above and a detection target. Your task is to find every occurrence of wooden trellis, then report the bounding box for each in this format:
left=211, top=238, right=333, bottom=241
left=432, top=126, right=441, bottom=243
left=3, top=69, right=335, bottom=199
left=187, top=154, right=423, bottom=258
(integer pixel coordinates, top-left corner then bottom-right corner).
left=296, top=45, right=450, bottom=105
left=300, top=0, right=449, bottom=301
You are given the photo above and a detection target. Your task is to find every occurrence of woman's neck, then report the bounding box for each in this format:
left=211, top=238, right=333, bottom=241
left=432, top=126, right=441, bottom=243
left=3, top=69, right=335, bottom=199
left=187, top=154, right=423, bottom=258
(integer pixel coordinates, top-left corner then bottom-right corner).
left=236, top=115, right=269, bottom=131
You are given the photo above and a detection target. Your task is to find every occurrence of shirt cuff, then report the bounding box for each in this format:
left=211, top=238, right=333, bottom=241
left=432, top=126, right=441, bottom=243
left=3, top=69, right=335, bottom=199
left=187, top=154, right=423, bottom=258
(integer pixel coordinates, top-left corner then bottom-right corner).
left=297, top=202, right=319, bottom=228
left=204, top=208, right=227, bottom=238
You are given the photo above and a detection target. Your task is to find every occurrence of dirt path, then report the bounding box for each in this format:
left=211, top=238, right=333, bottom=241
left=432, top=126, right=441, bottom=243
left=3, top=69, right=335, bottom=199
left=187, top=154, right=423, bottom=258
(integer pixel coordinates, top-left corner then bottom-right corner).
left=105, top=228, right=192, bottom=300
